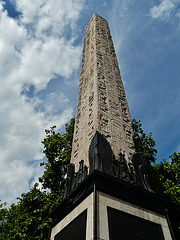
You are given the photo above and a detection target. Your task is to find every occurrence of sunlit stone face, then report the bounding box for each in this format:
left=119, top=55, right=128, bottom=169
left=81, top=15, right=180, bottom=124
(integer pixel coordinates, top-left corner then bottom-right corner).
left=71, top=13, right=135, bottom=171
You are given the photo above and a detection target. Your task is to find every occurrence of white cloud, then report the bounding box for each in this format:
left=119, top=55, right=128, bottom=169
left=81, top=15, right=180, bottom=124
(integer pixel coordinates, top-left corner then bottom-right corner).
left=17, top=37, right=82, bottom=91
left=41, top=92, right=70, bottom=115
left=0, top=0, right=83, bottom=205
left=150, top=0, right=177, bottom=20
left=15, top=0, right=84, bottom=38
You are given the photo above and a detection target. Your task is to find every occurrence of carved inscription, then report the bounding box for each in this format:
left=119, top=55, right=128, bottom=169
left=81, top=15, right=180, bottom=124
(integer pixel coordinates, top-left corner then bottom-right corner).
left=71, top=14, right=135, bottom=170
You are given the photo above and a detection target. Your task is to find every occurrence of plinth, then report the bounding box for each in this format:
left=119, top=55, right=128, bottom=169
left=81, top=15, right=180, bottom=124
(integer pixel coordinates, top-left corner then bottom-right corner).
left=49, top=170, right=174, bottom=240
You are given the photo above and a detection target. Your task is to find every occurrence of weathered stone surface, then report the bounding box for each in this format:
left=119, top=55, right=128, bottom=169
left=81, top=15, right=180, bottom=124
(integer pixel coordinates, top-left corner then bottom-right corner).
left=71, top=13, right=135, bottom=171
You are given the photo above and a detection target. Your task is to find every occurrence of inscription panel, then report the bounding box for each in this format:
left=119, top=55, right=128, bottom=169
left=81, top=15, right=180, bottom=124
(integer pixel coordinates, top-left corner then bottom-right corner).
left=54, top=210, right=87, bottom=240
left=108, top=207, right=165, bottom=240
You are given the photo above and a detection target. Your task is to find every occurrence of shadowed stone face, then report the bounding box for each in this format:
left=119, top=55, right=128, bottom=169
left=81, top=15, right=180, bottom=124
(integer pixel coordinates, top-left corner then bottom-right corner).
left=71, top=13, right=135, bottom=171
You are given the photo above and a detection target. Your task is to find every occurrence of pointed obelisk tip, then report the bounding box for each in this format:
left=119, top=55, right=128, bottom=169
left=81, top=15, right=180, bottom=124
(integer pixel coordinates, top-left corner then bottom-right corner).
left=89, top=12, right=107, bottom=22
left=92, top=12, right=99, bottom=17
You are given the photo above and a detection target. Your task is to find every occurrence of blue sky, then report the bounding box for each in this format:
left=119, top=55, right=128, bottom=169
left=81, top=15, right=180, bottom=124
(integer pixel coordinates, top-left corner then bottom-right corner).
left=0, top=0, right=180, bottom=205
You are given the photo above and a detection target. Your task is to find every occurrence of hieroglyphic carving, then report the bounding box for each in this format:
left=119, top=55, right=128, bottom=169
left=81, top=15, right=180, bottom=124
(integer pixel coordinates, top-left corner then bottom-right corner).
left=71, top=13, right=135, bottom=170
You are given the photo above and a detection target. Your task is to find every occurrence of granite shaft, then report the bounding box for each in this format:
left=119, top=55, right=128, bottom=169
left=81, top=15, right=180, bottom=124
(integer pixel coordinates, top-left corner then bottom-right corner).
left=71, top=13, right=135, bottom=170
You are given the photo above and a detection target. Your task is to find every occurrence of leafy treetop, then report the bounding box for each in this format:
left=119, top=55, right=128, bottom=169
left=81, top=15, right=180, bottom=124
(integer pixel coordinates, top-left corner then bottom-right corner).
left=0, top=118, right=179, bottom=239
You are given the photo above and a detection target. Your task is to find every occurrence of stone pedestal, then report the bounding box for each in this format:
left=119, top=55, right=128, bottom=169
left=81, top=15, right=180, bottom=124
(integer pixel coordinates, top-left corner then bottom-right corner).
left=49, top=171, right=174, bottom=240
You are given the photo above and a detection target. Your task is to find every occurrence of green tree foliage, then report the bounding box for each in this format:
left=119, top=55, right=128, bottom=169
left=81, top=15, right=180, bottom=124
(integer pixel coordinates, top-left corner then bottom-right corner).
left=0, top=184, right=64, bottom=240
left=152, top=153, right=180, bottom=204
left=0, top=118, right=179, bottom=239
left=0, top=119, right=75, bottom=240
left=153, top=153, right=180, bottom=238
left=133, top=119, right=180, bottom=238
left=132, top=119, right=159, bottom=190
left=39, top=118, right=75, bottom=193
left=132, top=119, right=157, bottom=166
left=132, top=119, right=180, bottom=204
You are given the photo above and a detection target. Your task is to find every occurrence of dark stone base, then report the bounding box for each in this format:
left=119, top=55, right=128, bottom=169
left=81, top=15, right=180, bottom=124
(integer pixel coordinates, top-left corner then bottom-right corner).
left=54, top=210, right=87, bottom=240
left=108, top=207, right=165, bottom=240
left=49, top=170, right=175, bottom=240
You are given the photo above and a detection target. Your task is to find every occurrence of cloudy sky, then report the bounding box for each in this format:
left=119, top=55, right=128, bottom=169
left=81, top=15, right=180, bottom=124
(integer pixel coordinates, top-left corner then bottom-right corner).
left=0, top=0, right=180, bottom=206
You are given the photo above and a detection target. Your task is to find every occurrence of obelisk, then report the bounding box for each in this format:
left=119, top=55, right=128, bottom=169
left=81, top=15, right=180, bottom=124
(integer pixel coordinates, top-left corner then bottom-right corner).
left=49, top=14, right=175, bottom=240
left=71, top=13, right=135, bottom=171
